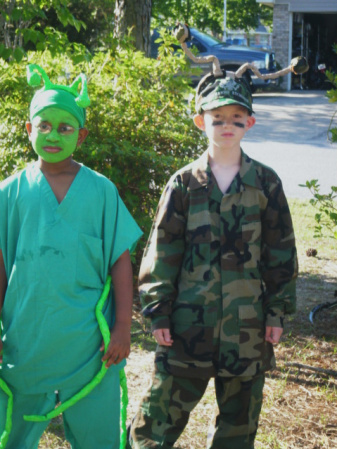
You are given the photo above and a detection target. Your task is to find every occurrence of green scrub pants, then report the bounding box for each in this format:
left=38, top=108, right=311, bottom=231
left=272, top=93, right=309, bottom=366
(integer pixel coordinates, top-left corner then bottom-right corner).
left=0, top=369, right=120, bottom=449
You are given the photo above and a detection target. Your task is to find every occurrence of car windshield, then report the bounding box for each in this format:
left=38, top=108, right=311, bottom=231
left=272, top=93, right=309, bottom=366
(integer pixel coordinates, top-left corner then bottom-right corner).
left=190, top=28, right=225, bottom=48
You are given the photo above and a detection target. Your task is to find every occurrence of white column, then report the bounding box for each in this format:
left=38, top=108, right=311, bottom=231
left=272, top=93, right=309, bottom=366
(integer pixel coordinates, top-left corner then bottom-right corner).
left=223, top=0, right=227, bottom=41
left=287, top=12, right=293, bottom=91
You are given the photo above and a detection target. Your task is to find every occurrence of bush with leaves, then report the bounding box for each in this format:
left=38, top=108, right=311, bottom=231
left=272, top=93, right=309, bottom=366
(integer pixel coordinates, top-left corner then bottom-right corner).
left=0, top=32, right=207, bottom=263
left=303, top=44, right=337, bottom=240
left=302, top=180, right=337, bottom=239
left=0, top=0, right=88, bottom=62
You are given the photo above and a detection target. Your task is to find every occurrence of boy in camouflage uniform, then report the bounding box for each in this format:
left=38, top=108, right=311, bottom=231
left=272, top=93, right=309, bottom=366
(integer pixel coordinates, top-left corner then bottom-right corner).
left=128, top=75, right=298, bottom=449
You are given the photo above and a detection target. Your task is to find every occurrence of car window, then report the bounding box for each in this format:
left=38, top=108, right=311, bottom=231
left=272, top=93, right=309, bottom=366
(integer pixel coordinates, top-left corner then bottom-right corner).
left=190, top=28, right=223, bottom=48
left=186, top=37, right=207, bottom=53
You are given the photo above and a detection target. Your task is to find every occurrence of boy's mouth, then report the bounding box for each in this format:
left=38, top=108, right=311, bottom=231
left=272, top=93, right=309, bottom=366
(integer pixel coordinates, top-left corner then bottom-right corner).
left=43, top=146, right=62, bottom=153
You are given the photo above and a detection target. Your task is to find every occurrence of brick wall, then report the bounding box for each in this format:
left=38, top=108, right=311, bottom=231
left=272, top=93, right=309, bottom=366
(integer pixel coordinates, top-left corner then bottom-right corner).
left=272, top=4, right=291, bottom=89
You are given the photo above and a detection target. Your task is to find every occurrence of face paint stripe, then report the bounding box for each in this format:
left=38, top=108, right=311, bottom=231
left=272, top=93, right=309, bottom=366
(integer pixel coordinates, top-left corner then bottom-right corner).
left=211, top=120, right=245, bottom=128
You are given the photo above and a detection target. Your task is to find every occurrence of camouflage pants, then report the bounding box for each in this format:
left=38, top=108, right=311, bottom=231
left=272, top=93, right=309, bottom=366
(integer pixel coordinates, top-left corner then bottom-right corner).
left=128, top=369, right=265, bottom=449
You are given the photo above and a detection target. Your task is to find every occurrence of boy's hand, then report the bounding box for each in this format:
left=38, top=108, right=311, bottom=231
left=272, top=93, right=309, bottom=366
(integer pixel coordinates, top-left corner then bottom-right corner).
left=153, top=328, right=173, bottom=346
left=100, top=323, right=131, bottom=368
left=265, top=326, right=283, bottom=345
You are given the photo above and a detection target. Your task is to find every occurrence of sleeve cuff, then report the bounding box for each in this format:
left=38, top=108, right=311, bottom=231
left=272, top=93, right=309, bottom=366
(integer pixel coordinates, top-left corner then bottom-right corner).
left=266, top=311, right=285, bottom=328
left=150, top=316, right=171, bottom=331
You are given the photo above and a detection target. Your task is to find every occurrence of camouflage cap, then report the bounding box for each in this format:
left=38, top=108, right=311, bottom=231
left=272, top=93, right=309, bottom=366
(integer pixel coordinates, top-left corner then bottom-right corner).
left=196, top=76, right=254, bottom=114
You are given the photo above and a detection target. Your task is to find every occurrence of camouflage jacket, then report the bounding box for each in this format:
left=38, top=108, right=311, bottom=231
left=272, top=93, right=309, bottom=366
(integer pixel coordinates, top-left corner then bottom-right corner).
left=139, top=150, right=298, bottom=378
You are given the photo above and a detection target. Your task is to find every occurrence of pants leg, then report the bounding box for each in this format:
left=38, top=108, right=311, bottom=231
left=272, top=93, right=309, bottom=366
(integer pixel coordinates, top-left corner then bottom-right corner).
left=61, top=368, right=121, bottom=449
left=128, top=369, right=209, bottom=449
left=0, top=386, right=56, bottom=449
left=208, top=374, right=265, bottom=449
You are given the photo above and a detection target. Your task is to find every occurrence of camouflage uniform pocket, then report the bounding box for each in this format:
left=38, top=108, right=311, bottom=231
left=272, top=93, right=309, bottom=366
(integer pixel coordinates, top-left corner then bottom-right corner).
left=181, top=223, right=211, bottom=280
left=171, top=304, right=218, bottom=326
left=163, top=306, right=218, bottom=371
left=241, top=221, right=261, bottom=278
left=166, top=322, right=216, bottom=370
left=238, top=304, right=264, bottom=359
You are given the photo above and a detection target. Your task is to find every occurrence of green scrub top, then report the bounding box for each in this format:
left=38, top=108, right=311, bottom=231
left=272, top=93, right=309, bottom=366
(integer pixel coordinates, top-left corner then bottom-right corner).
left=0, top=163, right=142, bottom=394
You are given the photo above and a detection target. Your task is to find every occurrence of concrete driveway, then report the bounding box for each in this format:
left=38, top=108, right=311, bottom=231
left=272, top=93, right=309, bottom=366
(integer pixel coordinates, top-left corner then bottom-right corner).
left=242, top=91, right=337, bottom=199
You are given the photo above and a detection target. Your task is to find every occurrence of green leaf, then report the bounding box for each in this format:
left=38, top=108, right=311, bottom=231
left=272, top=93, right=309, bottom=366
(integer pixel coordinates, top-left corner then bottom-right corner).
left=11, top=8, right=23, bottom=22
left=1, top=48, right=12, bottom=60
left=13, top=48, right=25, bottom=63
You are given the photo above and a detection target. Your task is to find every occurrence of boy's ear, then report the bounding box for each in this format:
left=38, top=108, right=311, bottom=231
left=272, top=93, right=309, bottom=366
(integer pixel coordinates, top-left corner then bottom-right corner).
left=26, top=122, right=32, bottom=139
left=246, top=115, right=256, bottom=130
left=77, top=128, right=89, bottom=146
left=193, top=114, right=205, bottom=130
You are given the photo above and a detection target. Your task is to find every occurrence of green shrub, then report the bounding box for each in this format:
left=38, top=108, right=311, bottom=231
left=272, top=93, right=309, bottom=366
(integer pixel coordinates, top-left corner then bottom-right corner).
left=0, top=33, right=207, bottom=264
left=302, top=180, right=337, bottom=239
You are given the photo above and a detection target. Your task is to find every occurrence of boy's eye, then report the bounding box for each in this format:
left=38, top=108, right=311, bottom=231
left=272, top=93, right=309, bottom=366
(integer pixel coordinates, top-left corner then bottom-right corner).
left=58, top=125, right=76, bottom=135
left=37, top=123, right=52, bottom=133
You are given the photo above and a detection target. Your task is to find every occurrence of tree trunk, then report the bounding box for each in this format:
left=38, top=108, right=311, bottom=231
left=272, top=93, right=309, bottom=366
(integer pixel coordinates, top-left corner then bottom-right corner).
left=114, top=0, right=152, bottom=55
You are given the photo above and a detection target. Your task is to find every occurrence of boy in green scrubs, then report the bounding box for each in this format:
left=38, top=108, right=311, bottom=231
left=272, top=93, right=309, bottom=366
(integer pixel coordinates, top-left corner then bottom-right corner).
left=0, top=65, right=142, bottom=448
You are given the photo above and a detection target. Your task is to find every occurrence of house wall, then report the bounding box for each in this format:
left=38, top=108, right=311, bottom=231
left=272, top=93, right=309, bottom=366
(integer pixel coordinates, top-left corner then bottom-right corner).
left=276, top=0, right=337, bottom=13
left=259, top=0, right=337, bottom=90
left=272, top=4, right=292, bottom=90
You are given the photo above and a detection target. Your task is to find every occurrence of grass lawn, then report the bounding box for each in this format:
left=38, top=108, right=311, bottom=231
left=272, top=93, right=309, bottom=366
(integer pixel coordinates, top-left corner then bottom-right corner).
left=38, top=198, right=337, bottom=448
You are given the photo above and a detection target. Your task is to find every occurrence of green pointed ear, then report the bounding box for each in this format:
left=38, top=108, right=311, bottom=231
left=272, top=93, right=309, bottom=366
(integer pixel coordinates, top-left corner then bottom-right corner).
left=70, top=74, right=90, bottom=108
left=27, top=64, right=90, bottom=107
left=27, top=64, right=53, bottom=89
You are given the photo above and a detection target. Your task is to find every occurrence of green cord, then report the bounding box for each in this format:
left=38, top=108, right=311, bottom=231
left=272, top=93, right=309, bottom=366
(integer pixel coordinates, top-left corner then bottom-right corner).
left=0, top=376, right=13, bottom=449
left=0, top=276, right=128, bottom=449
left=119, top=369, right=129, bottom=449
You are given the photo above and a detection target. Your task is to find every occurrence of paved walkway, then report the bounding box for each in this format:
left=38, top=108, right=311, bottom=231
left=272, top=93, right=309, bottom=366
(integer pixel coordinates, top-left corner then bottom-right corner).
left=242, top=91, right=337, bottom=199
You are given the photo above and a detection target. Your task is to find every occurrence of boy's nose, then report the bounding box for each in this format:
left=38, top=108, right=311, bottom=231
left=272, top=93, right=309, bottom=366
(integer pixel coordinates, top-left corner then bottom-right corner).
left=46, top=129, right=60, bottom=141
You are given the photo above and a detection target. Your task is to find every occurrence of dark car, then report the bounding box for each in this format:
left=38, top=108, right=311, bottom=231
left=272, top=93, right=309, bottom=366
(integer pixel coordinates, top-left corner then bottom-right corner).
left=151, top=28, right=277, bottom=91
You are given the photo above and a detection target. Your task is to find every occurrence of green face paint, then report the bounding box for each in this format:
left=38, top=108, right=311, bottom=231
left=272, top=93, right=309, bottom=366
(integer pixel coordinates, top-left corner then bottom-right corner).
left=30, top=107, right=80, bottom=163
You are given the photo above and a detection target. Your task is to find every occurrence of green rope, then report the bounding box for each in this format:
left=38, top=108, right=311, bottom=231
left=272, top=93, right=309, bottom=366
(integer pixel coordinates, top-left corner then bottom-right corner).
left=0, top=376, right=13, bottom=449
left=119, top=368, right=129, bottom=449
left=0, top=276, right=128, bottom=448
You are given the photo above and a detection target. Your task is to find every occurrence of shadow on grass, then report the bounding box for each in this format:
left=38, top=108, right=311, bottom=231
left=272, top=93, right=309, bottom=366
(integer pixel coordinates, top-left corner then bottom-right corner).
left=294, top=269, right=337, bottom=339
left=268, top=365, right=337, bottom=389
left=298, top=270, right=337, bottom=291
left=284, top=308, right=337, bottom=343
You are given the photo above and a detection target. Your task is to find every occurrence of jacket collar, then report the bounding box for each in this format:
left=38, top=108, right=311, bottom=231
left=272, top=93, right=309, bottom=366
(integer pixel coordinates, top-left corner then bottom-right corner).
left=189, top=151, right=210, bottom=190
left=188, top=149, right=263, bottom=192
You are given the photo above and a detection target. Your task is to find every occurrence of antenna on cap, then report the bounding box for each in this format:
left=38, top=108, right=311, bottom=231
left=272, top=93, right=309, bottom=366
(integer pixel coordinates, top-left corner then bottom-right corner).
left=235, top=56, right=309, bottom=79
left=173, top=23, right=309, bottom=82
left=173, top=23, right=223, bottom=78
